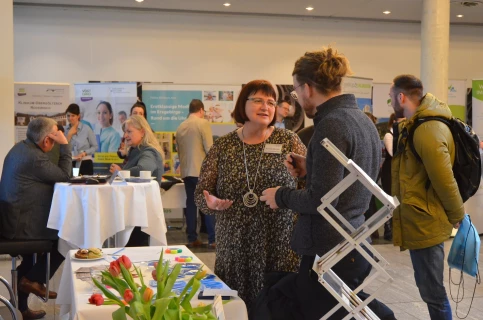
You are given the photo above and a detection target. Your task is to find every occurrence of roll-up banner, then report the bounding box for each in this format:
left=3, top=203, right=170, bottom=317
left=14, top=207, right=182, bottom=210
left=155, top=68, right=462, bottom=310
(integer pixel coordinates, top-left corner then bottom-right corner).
left=14, top=82, right=70, bottom=143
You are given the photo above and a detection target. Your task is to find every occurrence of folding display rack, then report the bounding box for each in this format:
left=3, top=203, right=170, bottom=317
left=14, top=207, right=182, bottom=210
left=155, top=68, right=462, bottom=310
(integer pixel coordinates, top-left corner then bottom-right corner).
left=312, top=138, right=400, bottom=320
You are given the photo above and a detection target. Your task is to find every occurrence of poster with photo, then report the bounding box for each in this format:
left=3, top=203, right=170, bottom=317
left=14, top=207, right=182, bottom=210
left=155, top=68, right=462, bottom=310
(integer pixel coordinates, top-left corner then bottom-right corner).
left=74, top=82, right=137, bottom=172
left=14, top=82, right=70, bottom=143
left=142, top=84, right=240, bottom=175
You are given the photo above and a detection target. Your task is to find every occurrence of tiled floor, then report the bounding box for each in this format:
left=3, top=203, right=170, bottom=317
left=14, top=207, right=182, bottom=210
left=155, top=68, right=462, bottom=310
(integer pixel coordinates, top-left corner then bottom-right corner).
left=1, top=225, right=482, bottom=319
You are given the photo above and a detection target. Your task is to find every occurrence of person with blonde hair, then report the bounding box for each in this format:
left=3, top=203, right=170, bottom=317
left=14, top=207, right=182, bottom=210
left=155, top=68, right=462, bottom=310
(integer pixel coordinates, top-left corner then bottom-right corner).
left=109, top=115, right=164, bottom=247
left=260, top=47, right=395, bottom=319
left=110, top=115, right=164, bottom=184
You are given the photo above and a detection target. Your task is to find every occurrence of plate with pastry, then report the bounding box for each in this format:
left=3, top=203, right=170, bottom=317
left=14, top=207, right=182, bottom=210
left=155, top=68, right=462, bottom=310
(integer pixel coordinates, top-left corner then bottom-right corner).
left=72, top=248, right=104, bottom=261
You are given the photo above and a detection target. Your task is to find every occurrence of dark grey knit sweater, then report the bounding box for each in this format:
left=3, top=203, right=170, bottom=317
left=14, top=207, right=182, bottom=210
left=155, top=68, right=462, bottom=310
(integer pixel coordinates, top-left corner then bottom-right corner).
left=275, top=94, right=381, bottom=256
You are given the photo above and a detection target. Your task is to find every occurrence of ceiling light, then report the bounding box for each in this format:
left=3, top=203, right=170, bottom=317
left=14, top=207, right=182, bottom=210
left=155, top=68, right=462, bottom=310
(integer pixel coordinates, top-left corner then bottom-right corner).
left=457, top=14, right=464, bottom=17
left=306, top=7, right=314, bottom=11
left=383, top=11, right=391, bottom=14
left=223, top=3, right=231, bottom=6
left=135, top=0, right=144, bottom=2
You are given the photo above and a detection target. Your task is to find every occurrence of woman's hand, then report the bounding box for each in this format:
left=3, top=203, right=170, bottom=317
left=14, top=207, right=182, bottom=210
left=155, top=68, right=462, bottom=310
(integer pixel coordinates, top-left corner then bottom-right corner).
left=110, top=164, right=122, bottom=173
left=203, top=190, right=233, bottom=211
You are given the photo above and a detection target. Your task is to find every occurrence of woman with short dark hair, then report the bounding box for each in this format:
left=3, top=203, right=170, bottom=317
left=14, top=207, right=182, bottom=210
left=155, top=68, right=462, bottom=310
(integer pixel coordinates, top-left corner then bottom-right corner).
left=64, top=103, right=97, bottom=174
left=195, top=79, right=306, bottom=309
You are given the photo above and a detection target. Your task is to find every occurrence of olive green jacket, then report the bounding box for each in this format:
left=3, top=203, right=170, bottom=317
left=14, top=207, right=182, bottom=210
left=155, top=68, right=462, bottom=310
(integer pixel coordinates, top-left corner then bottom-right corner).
left=391, top=93, right=465, bottom=250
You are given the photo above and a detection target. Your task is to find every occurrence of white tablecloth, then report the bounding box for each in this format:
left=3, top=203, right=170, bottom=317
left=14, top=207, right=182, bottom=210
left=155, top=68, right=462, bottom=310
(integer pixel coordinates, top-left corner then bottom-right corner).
left=47, top=181, right=167, bottom=255
left=57, top=246, right=247, bottom=320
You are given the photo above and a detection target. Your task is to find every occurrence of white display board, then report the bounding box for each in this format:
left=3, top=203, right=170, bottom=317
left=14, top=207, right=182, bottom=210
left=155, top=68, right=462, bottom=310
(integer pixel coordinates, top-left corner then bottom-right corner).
left=14, top=82, right=70, bottom=142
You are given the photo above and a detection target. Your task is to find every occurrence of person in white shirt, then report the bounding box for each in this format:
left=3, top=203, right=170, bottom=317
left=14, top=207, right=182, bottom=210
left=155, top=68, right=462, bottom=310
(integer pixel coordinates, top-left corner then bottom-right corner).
left=176, top=99, right=215, bottom=248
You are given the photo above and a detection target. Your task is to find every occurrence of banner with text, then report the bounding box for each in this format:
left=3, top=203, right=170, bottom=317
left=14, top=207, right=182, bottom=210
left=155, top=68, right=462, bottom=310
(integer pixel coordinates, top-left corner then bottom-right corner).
left=74, top=83, right=137, bottom=172
left=448, top=79, right=467, bottom=121
left=305, top=76, right=373, bottom=128
left=142, top=84, right=239, bottom=175
left=342, top=77, right=373, bottom=113
left=472, top=79, right=483, bottom=139
left=14, top=82, right=70, bottom=143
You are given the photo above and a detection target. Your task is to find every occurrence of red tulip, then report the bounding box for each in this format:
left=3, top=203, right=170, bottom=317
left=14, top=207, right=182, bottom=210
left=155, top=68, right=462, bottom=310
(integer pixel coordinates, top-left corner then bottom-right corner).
left=118, top=255, right=132, bottom=269
left=109, top=260, right=121, bottom=277
left=151, top=269, right=157, bottom=281
left=123, top=289, right=134, bottom=303
left=143, top=287, right=154, bottom=302
left=88, top=293, right=104, bottom=306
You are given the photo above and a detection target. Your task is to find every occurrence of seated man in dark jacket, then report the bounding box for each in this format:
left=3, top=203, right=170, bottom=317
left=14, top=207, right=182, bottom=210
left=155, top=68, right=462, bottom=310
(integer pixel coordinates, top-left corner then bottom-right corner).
left=0, top=117, right=71, bottom=319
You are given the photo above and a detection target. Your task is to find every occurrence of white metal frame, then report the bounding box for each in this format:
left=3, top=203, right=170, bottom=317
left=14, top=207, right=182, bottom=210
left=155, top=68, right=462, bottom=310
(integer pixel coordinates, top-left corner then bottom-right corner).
left=313, top=138, right=400, bottom=320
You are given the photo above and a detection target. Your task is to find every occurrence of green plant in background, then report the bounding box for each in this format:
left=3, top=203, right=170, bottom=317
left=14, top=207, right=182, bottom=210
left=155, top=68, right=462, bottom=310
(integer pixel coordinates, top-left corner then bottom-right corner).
left=89, top=252, right=217, bottom=320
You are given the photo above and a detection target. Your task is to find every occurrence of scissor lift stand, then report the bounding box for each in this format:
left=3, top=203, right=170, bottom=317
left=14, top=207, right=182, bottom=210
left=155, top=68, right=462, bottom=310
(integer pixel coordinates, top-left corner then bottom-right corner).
left=313, top=138, right=400, bottom=320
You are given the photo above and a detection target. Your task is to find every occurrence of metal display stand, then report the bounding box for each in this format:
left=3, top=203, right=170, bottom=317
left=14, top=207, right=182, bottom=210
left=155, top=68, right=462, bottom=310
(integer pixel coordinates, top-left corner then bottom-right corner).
left=312, top=138, right=400, bottom=320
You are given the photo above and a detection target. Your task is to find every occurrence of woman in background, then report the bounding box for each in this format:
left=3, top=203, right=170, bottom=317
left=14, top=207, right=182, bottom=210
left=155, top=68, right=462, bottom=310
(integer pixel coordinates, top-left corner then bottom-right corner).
left=65, top=103, right=97, bottom=175
left=96, top=101, right=121, bottom=152
left=109, top=115, right=164, bottom=246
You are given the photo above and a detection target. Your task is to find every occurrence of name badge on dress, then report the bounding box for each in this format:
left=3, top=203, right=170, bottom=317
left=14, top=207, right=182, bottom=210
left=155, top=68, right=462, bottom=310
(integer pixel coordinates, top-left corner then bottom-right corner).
left=264, top=144, right=283, bottom=154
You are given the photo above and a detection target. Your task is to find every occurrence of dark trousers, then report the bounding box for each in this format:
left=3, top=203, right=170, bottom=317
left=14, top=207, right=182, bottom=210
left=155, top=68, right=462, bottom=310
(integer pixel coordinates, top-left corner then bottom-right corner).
left=409, top=243, right=452, bottom=319
left=17, top=242, right=65, bottom=312
left=183, top=177, right=215, bottom=244
left=298, top=249, right=395, bottom=319
left=126, top=227, right=150, bottom=247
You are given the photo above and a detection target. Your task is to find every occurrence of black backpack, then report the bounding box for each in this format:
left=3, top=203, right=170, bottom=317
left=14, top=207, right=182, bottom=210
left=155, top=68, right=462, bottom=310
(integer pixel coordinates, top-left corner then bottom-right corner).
left=408, top=116, right=481, bottom=203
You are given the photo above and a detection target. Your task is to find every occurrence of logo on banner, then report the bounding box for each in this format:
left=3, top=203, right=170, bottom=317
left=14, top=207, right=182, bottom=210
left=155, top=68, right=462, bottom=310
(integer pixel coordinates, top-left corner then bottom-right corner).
left=448, top=85, right=457, bottom=93
left=46, top=88, right=65, bottom=94
left=81, top=89, right=93, bottom=102
left=17, top=88, right=27, bottom=96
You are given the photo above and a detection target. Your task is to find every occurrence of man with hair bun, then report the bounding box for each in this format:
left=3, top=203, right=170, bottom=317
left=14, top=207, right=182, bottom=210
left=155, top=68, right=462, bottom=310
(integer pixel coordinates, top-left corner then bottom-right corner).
left=261, top=47, right=395, bottom=319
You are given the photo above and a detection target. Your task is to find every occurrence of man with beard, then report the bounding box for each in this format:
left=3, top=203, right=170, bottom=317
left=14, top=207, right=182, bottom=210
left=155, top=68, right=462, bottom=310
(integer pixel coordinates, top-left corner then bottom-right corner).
left=389, top=74, right=463, bottom=319
left=260, top=47, right=395, bottom=319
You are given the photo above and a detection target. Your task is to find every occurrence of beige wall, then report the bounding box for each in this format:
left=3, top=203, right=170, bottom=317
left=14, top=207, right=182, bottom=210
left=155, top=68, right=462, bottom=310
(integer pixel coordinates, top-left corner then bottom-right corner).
left=13, top=6, right=483, bottom=88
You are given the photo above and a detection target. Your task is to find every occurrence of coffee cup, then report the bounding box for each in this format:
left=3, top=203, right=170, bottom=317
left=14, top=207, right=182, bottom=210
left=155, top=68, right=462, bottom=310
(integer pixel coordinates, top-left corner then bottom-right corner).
left=120, top=170, right=131, bottom=179
left=140, top=171, right=151, bottom=179
left=72, top=168, right=80, bottom=177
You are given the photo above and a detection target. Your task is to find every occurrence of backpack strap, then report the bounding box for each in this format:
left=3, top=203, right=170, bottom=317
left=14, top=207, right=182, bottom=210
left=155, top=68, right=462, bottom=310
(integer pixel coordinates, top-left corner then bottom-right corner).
left=408, top=116, right=452, bottom=163
left=408, top=116, right=453, bottom=190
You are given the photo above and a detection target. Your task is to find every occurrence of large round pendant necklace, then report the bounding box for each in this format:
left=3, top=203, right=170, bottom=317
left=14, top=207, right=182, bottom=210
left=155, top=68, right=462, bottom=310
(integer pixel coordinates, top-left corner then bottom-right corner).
left=241, top=128, right=268, bottom=208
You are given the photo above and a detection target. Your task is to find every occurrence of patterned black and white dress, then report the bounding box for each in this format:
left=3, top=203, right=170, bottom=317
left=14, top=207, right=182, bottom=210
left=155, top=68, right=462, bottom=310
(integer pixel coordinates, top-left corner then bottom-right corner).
left=195, top=128, right=307, bottom=308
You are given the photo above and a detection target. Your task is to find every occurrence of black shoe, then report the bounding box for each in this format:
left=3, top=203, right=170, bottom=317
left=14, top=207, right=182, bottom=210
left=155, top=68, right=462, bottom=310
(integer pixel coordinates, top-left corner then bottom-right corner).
left=21, top=308, right=46, bottom=320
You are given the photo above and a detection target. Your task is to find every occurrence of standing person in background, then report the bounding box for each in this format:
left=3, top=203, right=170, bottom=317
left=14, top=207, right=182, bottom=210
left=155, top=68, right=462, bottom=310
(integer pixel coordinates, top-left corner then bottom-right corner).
left=389, top=75, right=464, bottom=320
left=131, top=101, right=148, bottom=119
left=109, top=115, right=164, bottom=246
left=96, top=101, right=121, bottom=152
left=380, top=113, right=404, bottom=241
left=118, top=111, right=127, bottom=125
left=274, top=96, right=293, bottom=130
left=260, top=48, right=395, bottom=319
left=176, top=99, right=216, bottom=248
left=65, top=103, right=98, bottom=175
left=195, top=80, right=306, bottom=309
